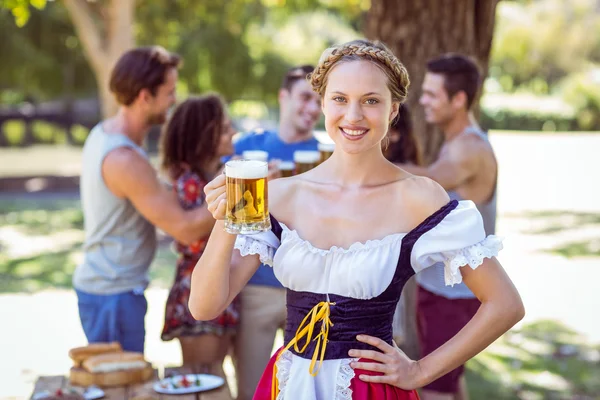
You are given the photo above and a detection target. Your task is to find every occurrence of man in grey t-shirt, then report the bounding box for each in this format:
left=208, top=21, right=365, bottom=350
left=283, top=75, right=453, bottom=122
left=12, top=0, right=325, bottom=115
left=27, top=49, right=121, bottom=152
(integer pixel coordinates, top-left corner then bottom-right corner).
left=74, top=47, right=216, bottom=353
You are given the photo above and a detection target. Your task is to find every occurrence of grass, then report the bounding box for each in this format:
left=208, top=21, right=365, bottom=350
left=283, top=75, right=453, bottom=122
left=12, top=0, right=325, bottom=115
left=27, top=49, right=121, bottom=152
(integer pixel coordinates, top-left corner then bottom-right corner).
left=0, top=198, right=176, bottom=293
left=505, top=210, right=600, bottom=259
left=466, top=320, right=600, bottom=399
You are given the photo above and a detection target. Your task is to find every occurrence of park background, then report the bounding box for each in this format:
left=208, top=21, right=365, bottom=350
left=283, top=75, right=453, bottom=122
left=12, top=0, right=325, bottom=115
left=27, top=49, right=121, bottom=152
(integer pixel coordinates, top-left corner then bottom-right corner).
left=1, top=0, right=600, bottom=399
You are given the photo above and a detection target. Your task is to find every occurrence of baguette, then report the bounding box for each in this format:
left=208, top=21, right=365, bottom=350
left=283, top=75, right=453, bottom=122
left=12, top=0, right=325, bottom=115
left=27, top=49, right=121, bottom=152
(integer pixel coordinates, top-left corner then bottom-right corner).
left=83, top=351, right=147, bottom=373
left=69, top=342, right=122, bottom=365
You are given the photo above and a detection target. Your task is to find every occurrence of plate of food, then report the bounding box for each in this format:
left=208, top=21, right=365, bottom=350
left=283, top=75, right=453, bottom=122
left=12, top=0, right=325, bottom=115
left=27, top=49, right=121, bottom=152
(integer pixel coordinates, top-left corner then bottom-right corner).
left=153, top=374, right=225, bottom=394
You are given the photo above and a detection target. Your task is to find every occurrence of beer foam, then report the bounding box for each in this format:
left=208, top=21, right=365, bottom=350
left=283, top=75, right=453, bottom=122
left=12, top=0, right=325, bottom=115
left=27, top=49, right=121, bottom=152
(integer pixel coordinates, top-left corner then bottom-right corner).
left=278, top=161, right=295, bottom=170
left=294, top=150, right=320, bottom=163
left=225, top=159, right=268, bottom=179
left=318, top=142, right=335, bottom=152
left=242, top=150, right=269, bottom=161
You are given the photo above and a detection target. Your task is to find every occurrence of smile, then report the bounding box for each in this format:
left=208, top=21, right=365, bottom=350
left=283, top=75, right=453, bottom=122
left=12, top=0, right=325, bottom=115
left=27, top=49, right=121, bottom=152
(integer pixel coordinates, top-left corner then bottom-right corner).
left=340, top=128, right=368, bottom=136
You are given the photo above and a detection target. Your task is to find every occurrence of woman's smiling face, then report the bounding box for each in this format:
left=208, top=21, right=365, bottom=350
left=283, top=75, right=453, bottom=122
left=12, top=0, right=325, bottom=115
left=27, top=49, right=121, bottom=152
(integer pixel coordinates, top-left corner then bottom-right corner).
left=322, top=60, right=399, bottom=155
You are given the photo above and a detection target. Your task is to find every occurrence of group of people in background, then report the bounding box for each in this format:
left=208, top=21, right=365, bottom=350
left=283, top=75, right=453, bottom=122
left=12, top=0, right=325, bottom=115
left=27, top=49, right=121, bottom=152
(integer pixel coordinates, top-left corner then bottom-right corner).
left=72, top=39, right=518, bottom=400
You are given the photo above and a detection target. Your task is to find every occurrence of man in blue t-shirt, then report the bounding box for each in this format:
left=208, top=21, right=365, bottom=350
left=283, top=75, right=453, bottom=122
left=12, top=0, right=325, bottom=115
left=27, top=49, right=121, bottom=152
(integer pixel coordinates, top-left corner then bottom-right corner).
left=233, top=65, right=321, bottom=400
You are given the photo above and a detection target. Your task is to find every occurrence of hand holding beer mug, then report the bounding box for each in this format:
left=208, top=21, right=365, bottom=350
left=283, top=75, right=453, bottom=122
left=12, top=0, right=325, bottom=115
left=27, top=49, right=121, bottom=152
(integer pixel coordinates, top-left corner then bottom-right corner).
left=204, top=173, right=227, bottom=221
left=224, top=159, right=271, bottom=234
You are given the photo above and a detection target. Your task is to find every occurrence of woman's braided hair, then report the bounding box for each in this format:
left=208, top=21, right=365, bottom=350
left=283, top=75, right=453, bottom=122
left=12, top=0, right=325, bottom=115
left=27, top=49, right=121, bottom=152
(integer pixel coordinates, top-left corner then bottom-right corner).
left=309, top=39, right=410, bottom=104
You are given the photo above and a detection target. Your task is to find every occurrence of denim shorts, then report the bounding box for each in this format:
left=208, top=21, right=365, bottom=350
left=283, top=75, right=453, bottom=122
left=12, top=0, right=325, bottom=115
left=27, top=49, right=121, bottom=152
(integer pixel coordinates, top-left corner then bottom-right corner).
left=76, top=289, right=148, bottom=353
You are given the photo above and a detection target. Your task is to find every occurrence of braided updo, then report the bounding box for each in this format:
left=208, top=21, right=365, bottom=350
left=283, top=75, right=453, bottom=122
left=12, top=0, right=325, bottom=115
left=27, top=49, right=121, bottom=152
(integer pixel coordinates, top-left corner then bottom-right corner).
left=309, top=39, right=410, bottom=104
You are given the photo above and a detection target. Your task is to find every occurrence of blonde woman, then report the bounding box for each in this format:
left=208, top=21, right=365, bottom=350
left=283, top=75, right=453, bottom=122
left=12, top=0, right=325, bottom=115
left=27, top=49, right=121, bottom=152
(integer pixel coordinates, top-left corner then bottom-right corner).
left=190, top=40, right=524, bottom=400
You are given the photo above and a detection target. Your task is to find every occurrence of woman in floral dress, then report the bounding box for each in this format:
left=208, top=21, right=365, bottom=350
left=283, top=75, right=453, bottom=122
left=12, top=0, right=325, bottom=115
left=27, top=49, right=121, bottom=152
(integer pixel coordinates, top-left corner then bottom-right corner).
left=160, top=94, right=237, bottom=381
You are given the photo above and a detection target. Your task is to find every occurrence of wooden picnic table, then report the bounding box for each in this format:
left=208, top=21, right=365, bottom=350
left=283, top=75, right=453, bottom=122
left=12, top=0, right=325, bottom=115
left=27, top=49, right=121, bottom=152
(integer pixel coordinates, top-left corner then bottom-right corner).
left=31, top=366, right=232, bottom=400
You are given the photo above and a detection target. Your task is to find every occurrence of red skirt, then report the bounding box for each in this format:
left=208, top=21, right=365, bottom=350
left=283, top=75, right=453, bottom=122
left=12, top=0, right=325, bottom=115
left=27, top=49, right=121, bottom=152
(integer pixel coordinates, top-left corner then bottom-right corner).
left=253, top=348, right=420, bottom=400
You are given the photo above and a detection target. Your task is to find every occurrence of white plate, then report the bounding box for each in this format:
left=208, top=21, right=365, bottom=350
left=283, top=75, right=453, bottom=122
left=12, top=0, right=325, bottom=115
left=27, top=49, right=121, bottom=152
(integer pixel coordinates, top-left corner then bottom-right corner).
left=31, top=387, right=105, bottom=400
left=84, top=386, right=105, bottom=400
left=153, top=374, right=225, bottom=394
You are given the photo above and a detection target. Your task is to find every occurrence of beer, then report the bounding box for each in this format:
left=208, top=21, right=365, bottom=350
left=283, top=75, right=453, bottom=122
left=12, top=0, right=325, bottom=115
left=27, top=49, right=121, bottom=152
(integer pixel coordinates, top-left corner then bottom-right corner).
left=318, top=142, right=335, bottom=164
left=279, top=161, right=295, bottom=178
left=242, top=150, right=269, bottom=162
left=293, top=150, right=320, bottom=175
left=225, top=160, right=270, bottom=234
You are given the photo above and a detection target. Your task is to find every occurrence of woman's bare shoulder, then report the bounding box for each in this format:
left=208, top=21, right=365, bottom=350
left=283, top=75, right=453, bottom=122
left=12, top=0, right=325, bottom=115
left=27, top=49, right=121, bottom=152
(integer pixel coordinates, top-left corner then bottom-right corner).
left=396, top=175, right=450, bottom=221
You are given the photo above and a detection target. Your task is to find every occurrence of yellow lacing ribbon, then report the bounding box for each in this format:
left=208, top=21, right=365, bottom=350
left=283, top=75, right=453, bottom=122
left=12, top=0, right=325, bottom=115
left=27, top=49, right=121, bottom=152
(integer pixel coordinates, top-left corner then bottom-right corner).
left=271, top=301, right=335, bottom=400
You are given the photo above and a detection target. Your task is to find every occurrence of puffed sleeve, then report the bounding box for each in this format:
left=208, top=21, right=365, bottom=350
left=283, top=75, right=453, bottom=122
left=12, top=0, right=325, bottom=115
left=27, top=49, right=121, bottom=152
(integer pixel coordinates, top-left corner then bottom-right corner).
left=233, top=229, right=281, bottom=267
left=411, top=200, right=503, bottom=286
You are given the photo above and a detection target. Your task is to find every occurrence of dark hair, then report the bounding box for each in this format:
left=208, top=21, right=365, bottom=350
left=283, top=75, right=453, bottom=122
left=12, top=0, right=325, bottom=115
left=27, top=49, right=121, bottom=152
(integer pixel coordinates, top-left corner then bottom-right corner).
left=426, top=53, right=481, bottom=109
left=110, top=46, right=181, bottom=106
left=160, top=94, right=226, bottom=180
left=281, top=65, right=315, bottom=92
left=385, top=105, right=422, bottom=165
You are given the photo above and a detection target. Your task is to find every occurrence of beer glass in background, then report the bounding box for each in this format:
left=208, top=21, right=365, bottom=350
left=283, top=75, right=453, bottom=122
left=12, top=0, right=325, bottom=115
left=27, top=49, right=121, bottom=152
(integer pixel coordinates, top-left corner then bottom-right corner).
left=224, top=159, right=270, bottom=234
left=318, top=142, right=335, bottom=164
left=279, top=161, right=295, bottom=177
left=242, top=150, right=269, bottom=162
left=293, top=150, right=320, bottom=175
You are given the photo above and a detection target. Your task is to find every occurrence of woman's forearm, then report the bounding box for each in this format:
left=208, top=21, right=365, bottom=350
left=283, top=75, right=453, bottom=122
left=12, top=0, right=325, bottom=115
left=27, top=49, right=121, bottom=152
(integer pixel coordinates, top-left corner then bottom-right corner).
left=189, top=220, right=237, bottom=320
left=416, top=297, right=524, bottom=387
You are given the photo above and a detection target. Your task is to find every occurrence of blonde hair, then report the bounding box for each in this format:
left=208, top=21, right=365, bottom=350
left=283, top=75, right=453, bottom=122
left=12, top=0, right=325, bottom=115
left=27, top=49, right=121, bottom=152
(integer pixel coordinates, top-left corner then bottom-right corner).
left=309, top=39, right=410, bottom=104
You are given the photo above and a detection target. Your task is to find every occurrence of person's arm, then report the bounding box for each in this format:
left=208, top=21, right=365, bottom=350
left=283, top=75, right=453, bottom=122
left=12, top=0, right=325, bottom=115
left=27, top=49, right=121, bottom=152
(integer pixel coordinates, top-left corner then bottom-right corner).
left=102, top=147, right=214, bottom=245
left=398, top=137, right=479, bottom=191
left=349, top=257, right=523, bottom=390
left=188, top=220, right=262, bottom=320
left=188, top=174, right=289, bottom=320
left=414, top=257, right=524, bottom=386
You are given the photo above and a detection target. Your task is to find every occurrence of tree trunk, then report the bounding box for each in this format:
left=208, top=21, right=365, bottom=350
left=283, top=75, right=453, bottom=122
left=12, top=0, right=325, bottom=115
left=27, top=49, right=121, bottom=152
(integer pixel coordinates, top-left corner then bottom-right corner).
left=365, top=0, right=500, bottom=360
left=62, top=0, right=135, bottom=119
left=365, top=0, right=499, bottom=164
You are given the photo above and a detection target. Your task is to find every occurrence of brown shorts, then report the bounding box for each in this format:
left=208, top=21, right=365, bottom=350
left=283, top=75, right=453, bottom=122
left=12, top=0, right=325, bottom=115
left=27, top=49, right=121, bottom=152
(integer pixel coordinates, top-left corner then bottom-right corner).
left=417, top=284, right=481, bottom=393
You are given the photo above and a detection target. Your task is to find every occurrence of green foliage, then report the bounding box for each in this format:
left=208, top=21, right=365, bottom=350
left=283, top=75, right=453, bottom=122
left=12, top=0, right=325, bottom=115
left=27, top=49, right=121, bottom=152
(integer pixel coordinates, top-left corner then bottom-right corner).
left=561, top=71, right=600, bottom=131
left=136, top=2, right=361, bottom=107
left=481, top=107, right=579, bottom=132
left=1, top=0, right=361, bottom=110
left=0, top=3, right=97, bottom=101
left=1, top=0, right=47, bottom=27
left=71, top=124, right=89, bottom=144
left=3, top=120, right=26, bottom=145
left=491, top=0, right=600, bottom=91
left=32, top=120, right=59, bottom=144
left=480, top=93, right=587, bottom=131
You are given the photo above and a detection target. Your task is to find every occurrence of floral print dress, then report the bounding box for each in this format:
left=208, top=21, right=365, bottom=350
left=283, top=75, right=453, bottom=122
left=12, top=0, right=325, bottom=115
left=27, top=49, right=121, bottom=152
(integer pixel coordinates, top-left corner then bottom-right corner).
left=161, top=171, right=240, bottom=341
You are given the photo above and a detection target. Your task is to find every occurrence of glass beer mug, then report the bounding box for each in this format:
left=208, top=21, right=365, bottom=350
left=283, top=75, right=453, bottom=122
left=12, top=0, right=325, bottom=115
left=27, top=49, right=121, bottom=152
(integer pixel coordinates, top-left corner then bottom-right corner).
left=279, top=161, right=295, bottom=178
left=224, top=159, right=270, bottom=234
left=318, top=142, right=335, bottom=163
left=293, top=150, right=320, bottom=175
left=242, top=150, right=269, bottom=162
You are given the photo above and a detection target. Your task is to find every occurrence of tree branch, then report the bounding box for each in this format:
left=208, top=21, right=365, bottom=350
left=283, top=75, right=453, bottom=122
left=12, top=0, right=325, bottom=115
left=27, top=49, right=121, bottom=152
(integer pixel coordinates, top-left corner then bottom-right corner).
left=61, top=0, right=106, bottom=73
left=107, top=0, right=134, bottom=59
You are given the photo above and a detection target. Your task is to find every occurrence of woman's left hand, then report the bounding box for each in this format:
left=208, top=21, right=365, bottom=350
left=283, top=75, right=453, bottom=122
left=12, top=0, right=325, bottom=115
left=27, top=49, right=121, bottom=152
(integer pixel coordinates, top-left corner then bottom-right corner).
left=348, top=334, right=423, bottom=390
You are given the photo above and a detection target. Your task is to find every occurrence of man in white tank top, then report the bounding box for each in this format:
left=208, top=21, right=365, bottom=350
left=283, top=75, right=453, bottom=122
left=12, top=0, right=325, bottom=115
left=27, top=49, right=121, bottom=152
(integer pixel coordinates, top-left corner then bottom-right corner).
left=74, top=47, right=218, bottom=353
left=398, top=54, right=498, bottom=400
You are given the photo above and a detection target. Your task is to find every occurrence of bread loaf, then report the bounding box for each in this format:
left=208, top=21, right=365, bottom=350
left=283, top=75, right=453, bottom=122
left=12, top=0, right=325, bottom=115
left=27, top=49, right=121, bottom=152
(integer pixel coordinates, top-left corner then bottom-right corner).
left=83, top=351, right=146, bottom=373
left=69, top=342, right=122, bottom=365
